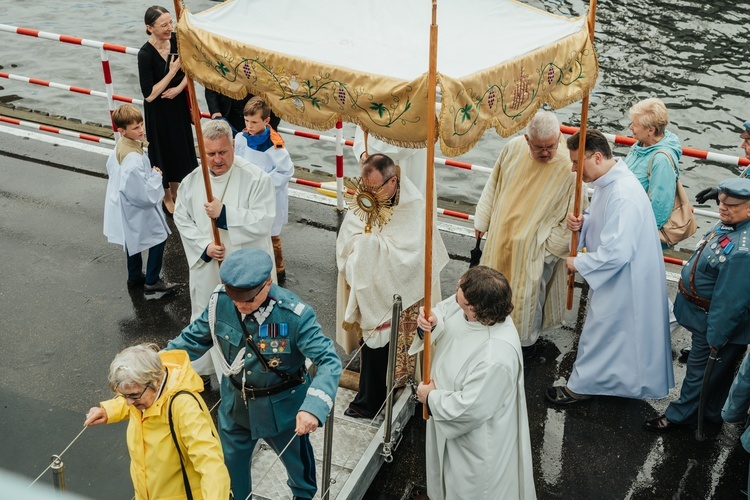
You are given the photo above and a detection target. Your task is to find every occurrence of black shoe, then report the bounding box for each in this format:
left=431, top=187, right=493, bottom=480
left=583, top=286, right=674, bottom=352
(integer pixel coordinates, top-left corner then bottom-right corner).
left=127, top=276, right=146, bottom=288
left=144, top=280, right=178, bottom=294
left=678, top=348, right=691, bottom=363
left=546, top=385, right=591, bottom=405
left=344, top=406, right=375, bottom=419
left=277, top=269, right=286, bottom=285
left=644, top=415, right=681, bottom=432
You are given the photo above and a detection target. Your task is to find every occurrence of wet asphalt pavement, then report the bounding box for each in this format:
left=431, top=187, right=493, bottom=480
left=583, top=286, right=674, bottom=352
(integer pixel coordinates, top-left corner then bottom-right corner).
left=0, top=130, right=747, bottom=499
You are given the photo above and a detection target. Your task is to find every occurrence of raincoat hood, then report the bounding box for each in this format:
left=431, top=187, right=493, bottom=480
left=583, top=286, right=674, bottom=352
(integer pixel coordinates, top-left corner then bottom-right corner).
left=142, top=349, right=204, bottom=419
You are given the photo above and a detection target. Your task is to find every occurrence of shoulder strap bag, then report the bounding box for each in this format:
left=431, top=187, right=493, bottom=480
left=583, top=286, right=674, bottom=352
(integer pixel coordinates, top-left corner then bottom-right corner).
left=168, top=390, right=204, bottom=500
left=647, top=151, right=698, bottom=247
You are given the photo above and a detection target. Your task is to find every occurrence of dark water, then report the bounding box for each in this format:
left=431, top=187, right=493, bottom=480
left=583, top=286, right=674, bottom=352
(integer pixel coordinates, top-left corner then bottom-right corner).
left=0, top=0, right=747, bottom=202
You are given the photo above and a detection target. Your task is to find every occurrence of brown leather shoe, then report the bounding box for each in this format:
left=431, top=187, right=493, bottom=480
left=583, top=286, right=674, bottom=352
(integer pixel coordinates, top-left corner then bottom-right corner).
left=644, top=415, right=681, bottom=432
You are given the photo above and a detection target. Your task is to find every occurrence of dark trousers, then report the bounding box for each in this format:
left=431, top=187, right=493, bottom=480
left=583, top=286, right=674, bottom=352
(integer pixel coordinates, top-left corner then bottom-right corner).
left=665, top=328, right=746, bottom=424
left=348, top=343, right=389, bottom=418
left=219, top=413, right=316, bottom=500
left=126, top=240, right=166, bottom=285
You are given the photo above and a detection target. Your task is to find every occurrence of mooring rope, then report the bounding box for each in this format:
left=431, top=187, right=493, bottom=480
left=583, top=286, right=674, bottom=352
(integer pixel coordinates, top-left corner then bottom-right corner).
left=28, top=426, right=88, bottom=488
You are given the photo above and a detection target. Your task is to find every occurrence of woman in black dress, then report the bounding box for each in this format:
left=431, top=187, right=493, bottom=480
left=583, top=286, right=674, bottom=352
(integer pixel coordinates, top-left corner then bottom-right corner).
left=138, top=6, right=198, bottom=216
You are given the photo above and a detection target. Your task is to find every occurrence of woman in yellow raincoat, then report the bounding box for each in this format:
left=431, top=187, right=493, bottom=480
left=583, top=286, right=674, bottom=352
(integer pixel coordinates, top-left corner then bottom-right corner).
left=84, top=344, right=229, bottom=499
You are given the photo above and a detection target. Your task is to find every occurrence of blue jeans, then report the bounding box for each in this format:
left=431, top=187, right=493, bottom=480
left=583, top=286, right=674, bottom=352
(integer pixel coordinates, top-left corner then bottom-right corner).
left=126, top=240, right=166, bottom=285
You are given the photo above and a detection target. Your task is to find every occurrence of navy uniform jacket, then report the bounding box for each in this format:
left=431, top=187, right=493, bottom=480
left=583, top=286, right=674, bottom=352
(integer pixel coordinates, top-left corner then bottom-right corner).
left=674, top=218, right=750, bottom=347
left=167, top=284, right=342, bottom=438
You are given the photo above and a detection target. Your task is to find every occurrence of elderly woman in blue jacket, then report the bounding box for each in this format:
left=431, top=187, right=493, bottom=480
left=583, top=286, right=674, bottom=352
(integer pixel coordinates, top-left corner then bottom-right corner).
left=624, top=97, right=682, bottom=236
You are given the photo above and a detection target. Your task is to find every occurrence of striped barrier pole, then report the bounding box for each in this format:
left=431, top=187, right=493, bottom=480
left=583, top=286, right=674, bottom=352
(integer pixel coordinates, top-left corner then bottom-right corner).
left=560, top=125, right=750, bottom=168
left=0, top=23, right=139, bottom=55
left=0, top=115, right=116, bottom=145
left=277, top=126, right=354, bottom=147
left=0, top=72, right=143, bottom=105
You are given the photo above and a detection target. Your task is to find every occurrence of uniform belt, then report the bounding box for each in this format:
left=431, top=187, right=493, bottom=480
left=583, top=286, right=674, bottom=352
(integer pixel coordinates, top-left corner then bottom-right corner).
left=678, top=278, right=711, bottom=312
left=229, top=370, right=305, bottom=399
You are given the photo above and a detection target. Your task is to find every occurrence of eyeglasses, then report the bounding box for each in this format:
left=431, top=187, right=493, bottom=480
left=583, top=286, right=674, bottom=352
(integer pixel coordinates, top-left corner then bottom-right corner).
left=117, top=385, right=150, bottom=401
left=528, top=143, right=559, bottom=153
left=570, top=153, right=595, bottom=166
left=378, top=175, right=395, bottom=189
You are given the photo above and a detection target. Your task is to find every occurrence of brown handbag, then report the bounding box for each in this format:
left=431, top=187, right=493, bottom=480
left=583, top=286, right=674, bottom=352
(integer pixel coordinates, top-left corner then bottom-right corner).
left=647, top=151, right=698, bottom=247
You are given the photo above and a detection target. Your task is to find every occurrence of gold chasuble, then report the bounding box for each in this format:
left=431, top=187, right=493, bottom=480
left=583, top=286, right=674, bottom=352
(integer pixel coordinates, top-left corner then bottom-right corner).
left=475, top=136, right=581, bottom=343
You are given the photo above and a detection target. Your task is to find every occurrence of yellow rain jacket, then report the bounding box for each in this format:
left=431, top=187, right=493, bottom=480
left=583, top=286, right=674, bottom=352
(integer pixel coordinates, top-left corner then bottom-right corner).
left=100, top=350, right=229, bottom=499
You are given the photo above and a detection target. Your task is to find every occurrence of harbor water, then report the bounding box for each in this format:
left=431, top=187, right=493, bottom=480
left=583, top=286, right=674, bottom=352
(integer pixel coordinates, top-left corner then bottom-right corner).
left=1, top=0, right=748, bottom=204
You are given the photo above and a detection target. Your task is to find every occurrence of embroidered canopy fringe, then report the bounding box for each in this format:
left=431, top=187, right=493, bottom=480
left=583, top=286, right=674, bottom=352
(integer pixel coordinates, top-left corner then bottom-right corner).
left=176, top=0, right=598, bottom=156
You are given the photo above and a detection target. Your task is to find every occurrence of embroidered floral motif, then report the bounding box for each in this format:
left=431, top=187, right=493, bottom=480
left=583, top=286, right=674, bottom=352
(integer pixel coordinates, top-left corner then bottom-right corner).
left=447, top=49, right=589, bottom=140
left=511, top=68, right=531, bottom=110
left=189, top=31, right=419, bottom=130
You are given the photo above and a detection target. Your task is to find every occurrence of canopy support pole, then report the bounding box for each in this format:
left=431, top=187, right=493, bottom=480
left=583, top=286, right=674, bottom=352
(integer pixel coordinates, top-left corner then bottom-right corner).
left=422, top=0, right=438, bottom=420
left=567, top=0, right=597, bottom=309
left=172, top=0, right=222, bottom=249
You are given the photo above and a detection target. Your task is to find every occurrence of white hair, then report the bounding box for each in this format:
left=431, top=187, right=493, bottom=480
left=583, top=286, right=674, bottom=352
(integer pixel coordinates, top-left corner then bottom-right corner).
left=202, top=119, right=233, bottom=141
left=526, top=111, right=560, bottom=142
left=108, top=344, right=164, bottom=392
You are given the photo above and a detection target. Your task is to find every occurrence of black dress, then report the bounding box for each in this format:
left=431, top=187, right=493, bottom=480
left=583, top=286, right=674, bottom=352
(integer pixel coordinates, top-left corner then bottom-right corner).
left=137, top=33, right=198, bottom=185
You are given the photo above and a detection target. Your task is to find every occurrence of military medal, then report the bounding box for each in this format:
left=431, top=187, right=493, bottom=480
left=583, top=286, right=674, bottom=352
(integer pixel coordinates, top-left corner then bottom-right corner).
left=258, top=340, right=268, bottom=351
left=719, top=255, right=727, bottom=262
left=279, top=339, right=288, bottom=348
left=268, top=356, right=282, bottom=368
left=710, top=242, right=717, bottom=249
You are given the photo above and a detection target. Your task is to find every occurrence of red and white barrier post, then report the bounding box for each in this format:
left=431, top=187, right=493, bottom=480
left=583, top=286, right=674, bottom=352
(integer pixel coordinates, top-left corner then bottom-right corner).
left=99, top=47, right=119, bottom=140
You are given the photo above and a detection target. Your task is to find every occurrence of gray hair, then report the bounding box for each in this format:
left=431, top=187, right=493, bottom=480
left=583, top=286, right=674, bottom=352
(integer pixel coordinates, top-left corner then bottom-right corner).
left=526, top=110, right=560, bottom=142
left=202, top=119, right=233, bottom=142
left=108, top=344, right=165, bottom=392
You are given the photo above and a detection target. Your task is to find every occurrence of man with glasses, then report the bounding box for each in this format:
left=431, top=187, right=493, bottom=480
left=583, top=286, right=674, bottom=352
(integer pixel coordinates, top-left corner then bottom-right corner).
left=336, top=153, right=449, bottom=419
left=547, top=129, right=674, bottom=405
left=645, top=177, right=750, bottom=432
left=165, top=248, right=342, bottom=500
left=474, top=110, right=582, bottom=358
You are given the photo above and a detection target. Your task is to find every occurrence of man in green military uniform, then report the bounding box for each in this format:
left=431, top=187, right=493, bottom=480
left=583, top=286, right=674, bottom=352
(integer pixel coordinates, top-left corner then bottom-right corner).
left=645, top=178, right=750, bottom=432
left=166, top=248, right=342, bottom=499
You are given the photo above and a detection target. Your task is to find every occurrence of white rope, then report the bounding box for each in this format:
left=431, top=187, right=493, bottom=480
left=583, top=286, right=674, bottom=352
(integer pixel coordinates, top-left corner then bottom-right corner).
left=245, top=432, right=299, bottom=500
left=28, top=426, right=88, bottom=488
left=208, top=287, right=247, bottom=378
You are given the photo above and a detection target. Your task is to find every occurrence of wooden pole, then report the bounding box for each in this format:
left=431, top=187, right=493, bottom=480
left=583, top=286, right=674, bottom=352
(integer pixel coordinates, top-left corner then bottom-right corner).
left=422, top=0, right=438, bottom=420
left=172, top=0, right=221, bottom=247
left=566, top=0, right=597, bottom=309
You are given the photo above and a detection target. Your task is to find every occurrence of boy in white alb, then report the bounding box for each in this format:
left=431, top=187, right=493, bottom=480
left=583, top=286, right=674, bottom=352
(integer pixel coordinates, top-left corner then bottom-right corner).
left=234, top=96, right=294, bottom=281
left=103, top=104, right=176, bottom=295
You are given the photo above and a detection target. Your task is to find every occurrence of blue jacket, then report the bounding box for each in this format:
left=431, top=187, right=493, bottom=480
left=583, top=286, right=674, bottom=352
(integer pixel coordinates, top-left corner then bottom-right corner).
left=723, top=353, right=750, bottom=452
left=674, top=218, right=750, bottom=347
left=623, top=130, right=682, bottom=229
left=167, top=284, right=342, bottom=439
